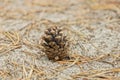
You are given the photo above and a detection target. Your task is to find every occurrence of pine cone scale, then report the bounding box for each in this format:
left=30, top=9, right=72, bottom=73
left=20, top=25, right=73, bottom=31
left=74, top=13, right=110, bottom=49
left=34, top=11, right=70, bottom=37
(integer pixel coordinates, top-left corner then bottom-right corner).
left=41, top=26, right=70, bottom=61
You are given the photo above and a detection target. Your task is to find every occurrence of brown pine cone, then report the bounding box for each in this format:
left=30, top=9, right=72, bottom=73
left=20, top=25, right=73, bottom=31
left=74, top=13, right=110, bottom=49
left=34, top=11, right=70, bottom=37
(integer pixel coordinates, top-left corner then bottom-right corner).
left=41, top=26, right=70, bottom=61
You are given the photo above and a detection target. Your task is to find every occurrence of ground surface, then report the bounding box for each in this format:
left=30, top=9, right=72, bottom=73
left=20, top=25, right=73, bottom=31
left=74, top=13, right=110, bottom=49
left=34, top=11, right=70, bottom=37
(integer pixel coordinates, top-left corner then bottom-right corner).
left=0, top=0, right=120, bottom=80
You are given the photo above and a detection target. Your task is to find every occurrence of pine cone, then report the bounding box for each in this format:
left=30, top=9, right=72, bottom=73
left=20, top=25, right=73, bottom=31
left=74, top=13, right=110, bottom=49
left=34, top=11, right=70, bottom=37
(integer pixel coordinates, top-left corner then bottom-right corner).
left=41, top=26, right=70, bottom=61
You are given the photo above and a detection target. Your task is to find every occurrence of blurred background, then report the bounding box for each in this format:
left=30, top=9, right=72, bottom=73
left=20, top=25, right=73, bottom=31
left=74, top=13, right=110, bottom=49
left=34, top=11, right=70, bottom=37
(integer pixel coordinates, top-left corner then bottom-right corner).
left=0, top=0, right=120, bottom=80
